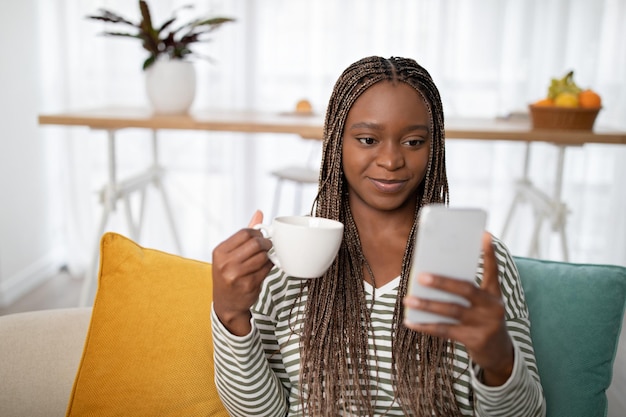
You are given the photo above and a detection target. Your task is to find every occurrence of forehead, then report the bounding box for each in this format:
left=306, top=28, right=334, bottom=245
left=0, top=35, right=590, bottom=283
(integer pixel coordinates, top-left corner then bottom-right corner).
left=346, top=81, right=429, bottom=122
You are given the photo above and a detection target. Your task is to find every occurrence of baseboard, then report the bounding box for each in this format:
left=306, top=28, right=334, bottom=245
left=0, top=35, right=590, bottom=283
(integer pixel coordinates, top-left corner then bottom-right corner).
left=0, top=251, right=64, bottom=308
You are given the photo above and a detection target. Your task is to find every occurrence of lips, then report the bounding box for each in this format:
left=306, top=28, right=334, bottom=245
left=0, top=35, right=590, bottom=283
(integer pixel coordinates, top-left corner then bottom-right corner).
left=369, top=178, right=407, bottom=193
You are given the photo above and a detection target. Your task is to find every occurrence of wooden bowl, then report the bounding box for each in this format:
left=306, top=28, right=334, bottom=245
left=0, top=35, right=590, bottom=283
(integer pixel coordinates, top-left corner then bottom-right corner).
left=529, top=104, right=601, bottom=130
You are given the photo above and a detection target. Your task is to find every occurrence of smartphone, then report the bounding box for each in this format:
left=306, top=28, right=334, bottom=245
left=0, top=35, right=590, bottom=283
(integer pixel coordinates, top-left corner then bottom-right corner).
left=405, top=205, right=487, bottom=324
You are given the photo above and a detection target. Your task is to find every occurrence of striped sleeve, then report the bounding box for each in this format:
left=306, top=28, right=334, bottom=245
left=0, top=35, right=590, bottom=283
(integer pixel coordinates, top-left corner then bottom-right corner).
left=472, top=341, right=545, bottom=416
left=211, top=306, right=288, bottom=417
left=472, top=237, right=546, bottom=416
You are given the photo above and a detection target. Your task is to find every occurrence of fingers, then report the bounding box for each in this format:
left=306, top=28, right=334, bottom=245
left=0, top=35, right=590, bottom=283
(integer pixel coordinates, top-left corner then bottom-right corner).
left=230, top=237, right=273, bottom=277
left=248, top=209, right=264, bottom=228
left=405, top=233, right=499, bottom=306
left=211, top=211, right=274, bottom=336
left=212, top=210, right=273, bottom=283
left=403, top=253, right=503, bottom=329
left=213, top=228, right=272, bottom=276
left=402, top=233, right=513, bottom=380
left=415, top=273, right=479, bottom=302
left=480, top=232, right=501, bottom=296
left=212, top=232, right=272, bottom=295
left=404, top=274, right=476, bottom=326
left=215, top=225, right=269, bottom=255
left=404, top=294, right=467, bottom=322
left=408, top=268, right=503, bottom=314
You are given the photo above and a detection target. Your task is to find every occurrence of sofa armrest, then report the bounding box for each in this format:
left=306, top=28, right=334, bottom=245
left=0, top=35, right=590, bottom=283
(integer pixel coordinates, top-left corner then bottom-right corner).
left=0, top=307, right=91, bottom=417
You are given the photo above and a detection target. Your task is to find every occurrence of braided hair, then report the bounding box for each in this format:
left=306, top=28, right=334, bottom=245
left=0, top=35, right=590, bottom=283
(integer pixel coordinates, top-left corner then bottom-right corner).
left=300, top=56, right=458, bottom=416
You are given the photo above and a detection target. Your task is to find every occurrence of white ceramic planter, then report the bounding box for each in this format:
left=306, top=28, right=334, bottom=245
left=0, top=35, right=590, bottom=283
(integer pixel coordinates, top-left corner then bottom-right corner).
left=145, top=60, right=196, bottom=114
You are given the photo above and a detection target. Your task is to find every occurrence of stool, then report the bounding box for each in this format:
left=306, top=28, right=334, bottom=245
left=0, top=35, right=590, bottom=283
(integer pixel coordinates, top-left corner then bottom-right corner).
left=270, top=166, right=319, bottom=218
left=270, top=139, right=321, bottom=218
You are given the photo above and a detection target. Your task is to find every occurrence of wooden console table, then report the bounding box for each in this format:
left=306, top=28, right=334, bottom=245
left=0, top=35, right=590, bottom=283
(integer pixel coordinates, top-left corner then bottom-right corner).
left=39, top=108, right=626, bottom=305
left=38, top=107, right=626, bottom=144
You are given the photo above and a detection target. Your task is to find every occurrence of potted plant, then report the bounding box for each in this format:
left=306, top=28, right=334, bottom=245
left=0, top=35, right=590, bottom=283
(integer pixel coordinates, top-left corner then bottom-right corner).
left=87, top=0, right=235, bottom=114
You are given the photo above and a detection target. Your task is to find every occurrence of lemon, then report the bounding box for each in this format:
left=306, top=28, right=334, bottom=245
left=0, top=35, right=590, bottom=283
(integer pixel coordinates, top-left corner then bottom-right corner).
left=554, top=92, right=579, bottom=107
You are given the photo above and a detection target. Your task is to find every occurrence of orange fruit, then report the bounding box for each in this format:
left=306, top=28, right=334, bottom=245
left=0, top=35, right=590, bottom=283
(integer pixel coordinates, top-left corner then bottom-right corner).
left=554, top=92, right=579, bottom=107
left=578, top=89, right=602, bottom=108
left=295, top=99, right=313, bottom=113
left=534, top=98, right=554, bottom=106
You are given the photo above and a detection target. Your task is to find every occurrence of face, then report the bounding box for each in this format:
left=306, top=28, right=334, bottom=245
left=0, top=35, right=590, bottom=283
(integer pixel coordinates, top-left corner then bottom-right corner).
left=342, top=81, right=431, bottom=215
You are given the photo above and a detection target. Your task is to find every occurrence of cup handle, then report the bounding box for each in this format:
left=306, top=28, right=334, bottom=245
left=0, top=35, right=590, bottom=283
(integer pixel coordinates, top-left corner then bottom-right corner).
left=252, top=224, right=281, bottom=268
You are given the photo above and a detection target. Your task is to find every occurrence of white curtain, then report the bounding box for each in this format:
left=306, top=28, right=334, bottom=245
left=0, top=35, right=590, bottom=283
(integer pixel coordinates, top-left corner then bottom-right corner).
left=38, top=0, right=626, bottom=272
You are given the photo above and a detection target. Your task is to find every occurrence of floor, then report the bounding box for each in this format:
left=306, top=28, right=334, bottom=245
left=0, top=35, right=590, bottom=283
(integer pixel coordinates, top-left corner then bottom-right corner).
left=0, top=270, right=82, bottom=316
left=1, top=272, right=625, bottom=416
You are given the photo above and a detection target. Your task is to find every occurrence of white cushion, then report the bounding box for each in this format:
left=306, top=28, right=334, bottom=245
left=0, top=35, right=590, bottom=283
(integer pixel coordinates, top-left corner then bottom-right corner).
left=0, top=308, right=91, bottom=417
left=271, top=166, right=319, bottom=183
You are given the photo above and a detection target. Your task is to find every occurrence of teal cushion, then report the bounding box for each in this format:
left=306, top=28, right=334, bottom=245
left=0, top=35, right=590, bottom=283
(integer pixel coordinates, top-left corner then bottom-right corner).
left=514, top=256, right=626, bottom=417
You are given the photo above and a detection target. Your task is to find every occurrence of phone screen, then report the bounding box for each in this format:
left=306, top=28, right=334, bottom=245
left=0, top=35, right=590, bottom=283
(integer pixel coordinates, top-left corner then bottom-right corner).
left=405, top=205, right=487, bottom=324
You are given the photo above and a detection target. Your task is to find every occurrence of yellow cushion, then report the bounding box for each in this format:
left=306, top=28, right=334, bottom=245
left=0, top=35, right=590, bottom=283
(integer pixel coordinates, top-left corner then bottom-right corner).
left=66, top=232, right=228, bottom=417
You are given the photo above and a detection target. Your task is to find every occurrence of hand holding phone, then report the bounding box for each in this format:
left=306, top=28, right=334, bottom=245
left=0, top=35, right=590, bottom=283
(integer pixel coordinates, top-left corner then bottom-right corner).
left=405, top=205, right=487, bottom=324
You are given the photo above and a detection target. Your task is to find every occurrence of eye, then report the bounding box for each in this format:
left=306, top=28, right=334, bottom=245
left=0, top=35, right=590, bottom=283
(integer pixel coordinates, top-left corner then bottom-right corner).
left=357, top=137, right=377, bottom=145
left=403, top=137, right=427, bottom=147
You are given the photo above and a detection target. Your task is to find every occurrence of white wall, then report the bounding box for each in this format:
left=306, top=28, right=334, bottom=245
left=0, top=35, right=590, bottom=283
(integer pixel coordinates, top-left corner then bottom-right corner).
left=0, top=0, right=63, bottom=306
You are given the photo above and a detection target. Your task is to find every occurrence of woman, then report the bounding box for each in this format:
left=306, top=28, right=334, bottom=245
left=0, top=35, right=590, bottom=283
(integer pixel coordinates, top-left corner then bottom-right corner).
left=211, top=56, right=545, bottom=416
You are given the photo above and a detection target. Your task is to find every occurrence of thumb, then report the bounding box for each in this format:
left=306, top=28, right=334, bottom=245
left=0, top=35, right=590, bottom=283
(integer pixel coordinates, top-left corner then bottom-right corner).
left=247, top=210, right=264, bottom=228
left=481, top=232, right=501, bottom=296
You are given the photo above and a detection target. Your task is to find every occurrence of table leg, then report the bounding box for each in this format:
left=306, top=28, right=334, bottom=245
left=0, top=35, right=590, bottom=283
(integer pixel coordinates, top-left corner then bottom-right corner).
left=150, top=130, right=182, bottom=254
left=551, top=145, right=569, bottom=261
left=123, top=194, right=139, bottom=241
left=500, top=142, right=570, bottom=261
left=528, top=212, right=545, bottom=258
left=78, top=130, right=118, bottom=306
left=105, top=130, right=117, bottom=211
left=502, top=143, right=531, bottom=240
left=78, top=129, right=184, bottom=306
left=79, top=196, right=111, bottom=306
left=154, top=175, right=182, bottom=254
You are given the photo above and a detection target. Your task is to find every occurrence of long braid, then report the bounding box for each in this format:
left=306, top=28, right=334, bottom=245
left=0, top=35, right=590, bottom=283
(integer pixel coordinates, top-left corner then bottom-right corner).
left=301, top=56, right=458, bottom=416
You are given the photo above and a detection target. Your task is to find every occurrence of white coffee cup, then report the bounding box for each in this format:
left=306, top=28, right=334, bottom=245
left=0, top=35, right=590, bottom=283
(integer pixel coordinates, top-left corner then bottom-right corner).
left=253, top=215, right=344, bottom=278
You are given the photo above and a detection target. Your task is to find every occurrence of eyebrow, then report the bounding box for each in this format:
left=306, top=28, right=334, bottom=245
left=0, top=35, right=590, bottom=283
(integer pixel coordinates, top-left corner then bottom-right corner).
left=348, top=121, right=430, bottom=134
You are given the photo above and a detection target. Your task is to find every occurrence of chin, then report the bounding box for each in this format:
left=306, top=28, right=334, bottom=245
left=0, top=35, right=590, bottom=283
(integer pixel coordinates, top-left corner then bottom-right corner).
left=369, top=195, right=415, bottom=213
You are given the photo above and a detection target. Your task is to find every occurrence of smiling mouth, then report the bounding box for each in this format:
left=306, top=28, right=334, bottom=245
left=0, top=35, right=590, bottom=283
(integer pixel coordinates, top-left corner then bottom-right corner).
left=369, top=178, right=407, bottom=193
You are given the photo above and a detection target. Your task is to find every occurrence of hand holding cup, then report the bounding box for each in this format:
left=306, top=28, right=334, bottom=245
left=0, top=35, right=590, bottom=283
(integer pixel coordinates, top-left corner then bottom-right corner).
left=212, top=210, right=273, bottom=336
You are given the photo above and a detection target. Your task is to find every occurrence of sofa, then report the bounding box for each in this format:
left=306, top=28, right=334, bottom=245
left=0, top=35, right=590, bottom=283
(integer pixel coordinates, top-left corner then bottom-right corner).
left=0, top=307, right=91, bottom=417
left=1, top=232, right=625, bottom=417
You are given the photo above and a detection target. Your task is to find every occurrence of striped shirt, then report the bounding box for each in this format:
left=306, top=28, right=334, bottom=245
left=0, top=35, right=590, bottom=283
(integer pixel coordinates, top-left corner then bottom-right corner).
left=212, top=238, right=546, bottom=416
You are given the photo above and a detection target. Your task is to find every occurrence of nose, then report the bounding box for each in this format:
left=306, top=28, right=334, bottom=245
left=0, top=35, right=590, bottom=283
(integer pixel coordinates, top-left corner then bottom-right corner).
left=376, top=142, right=405, bottom=171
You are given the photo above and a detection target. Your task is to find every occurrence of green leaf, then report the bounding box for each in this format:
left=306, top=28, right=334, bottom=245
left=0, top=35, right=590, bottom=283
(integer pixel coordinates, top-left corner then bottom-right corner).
left=142, top=55, right=157, bottom=71
left=157, top=17, right=176, bottom=34
left=86, top=9, right=137, bottom=27
left=196, top=17, right=236, bottom=26
left=139, top=1, right=154, bottom=33
left=86, top=0, right=236, bottom=70
left=100, top=31, right=141, bottom=39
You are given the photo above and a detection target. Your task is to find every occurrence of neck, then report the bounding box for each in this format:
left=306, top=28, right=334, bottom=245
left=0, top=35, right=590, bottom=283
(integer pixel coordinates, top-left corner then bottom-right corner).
left=347, top=196, right=418, bottom=288
left=348, top=195, right=417, bottom=237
